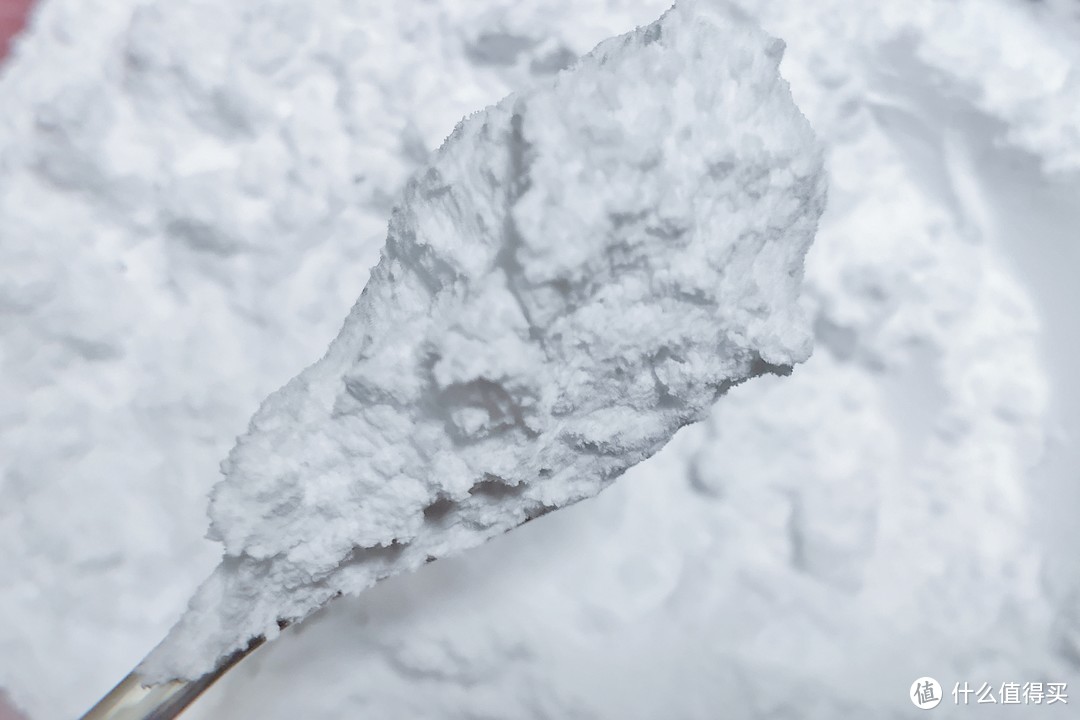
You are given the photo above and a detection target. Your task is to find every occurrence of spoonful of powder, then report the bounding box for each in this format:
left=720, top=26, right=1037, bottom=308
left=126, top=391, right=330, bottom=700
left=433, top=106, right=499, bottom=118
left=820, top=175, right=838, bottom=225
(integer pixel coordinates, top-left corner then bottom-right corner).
left=138, top=0, right=826, bottom=686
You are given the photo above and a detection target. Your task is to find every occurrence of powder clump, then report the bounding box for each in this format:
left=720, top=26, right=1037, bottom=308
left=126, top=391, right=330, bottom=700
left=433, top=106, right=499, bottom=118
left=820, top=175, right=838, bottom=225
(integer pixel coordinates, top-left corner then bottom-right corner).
left=141, top=0, right=825, bottom=682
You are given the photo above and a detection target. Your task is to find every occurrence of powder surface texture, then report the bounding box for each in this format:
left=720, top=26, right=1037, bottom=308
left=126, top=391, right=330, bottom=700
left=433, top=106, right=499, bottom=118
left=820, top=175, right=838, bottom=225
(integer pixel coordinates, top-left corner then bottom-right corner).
left=2, top=0, right=1078, bottom=717
left=140, top=0, right=825, bottom=682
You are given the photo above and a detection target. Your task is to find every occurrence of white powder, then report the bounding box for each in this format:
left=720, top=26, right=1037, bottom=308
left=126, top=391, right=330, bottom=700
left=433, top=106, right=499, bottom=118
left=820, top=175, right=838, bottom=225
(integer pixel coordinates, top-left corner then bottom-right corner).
left=139, top=0, right=826, bottom=682
left=2, top=0, right=1078, bottom=718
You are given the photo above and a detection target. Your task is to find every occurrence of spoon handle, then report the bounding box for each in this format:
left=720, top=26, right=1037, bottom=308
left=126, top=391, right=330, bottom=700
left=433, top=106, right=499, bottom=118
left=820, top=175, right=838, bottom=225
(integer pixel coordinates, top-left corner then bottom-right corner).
left=78, top=637, right=265, bottom=720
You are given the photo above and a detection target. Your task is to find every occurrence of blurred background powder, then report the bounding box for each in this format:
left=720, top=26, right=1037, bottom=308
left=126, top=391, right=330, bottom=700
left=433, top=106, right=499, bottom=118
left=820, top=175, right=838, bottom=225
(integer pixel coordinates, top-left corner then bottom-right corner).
left=0, top=11, right=36, bottom=720
left=0, top=1, right=1078, bottom=719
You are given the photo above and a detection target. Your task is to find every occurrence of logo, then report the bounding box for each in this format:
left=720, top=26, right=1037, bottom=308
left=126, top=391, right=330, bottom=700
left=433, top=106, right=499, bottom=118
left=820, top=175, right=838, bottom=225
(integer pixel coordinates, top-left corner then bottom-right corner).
left=911, top=677, right=943, bottom=710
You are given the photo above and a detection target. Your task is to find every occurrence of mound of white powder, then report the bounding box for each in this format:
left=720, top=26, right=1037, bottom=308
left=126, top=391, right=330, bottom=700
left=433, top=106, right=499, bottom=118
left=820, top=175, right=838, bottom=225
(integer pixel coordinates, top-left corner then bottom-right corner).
left=2, top=0, right=1078, bottom=718
left=139, top=0, right=825, bottom=682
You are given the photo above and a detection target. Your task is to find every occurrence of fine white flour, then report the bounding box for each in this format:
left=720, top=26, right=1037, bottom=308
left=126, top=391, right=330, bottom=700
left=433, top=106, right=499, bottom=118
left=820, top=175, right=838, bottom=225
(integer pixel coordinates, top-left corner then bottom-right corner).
left=1, top=0, right=1078, bottom=718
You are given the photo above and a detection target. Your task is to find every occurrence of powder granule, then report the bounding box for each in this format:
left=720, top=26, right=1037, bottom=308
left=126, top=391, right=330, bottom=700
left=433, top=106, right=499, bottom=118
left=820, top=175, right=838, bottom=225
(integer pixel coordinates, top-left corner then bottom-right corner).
left=141, top=0, right=825, bottom=682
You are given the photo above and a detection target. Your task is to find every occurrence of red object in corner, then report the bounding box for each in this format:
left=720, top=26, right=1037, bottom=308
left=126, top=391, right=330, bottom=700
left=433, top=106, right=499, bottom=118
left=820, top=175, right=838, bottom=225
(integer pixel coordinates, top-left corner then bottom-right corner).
left=0, top=0, right=35, bottom=61
left=0, top=690, right=26, bottom=720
